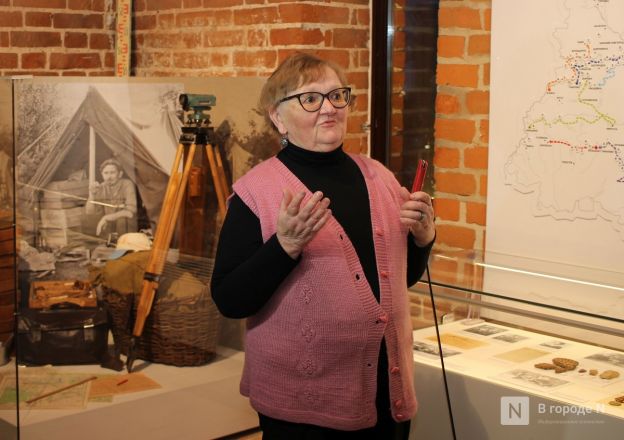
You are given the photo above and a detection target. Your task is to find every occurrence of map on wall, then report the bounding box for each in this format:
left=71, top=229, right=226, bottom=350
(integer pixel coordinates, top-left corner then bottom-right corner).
left=487, top=0, right=624, bottom=320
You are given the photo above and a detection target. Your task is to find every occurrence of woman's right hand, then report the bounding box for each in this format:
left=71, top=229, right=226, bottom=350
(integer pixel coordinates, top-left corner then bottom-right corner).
left=276, top=189, right=331, bottom=259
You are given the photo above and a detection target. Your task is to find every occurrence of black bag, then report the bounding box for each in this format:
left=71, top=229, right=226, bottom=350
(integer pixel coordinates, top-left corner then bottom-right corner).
left=17, top=306, right=109, bottom=365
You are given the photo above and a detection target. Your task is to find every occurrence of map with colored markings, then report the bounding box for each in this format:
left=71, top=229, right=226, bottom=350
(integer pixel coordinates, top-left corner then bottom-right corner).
left=488, top=0, right=624, bottom=275
left=504, top=0, right=624, bottom=228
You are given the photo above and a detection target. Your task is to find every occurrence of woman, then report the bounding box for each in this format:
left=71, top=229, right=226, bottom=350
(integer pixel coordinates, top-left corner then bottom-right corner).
left=211, top=52, right=435, bottom=440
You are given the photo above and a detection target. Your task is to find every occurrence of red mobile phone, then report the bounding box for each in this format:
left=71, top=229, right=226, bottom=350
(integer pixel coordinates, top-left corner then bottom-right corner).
left=411, top=159, right=428, bottom=192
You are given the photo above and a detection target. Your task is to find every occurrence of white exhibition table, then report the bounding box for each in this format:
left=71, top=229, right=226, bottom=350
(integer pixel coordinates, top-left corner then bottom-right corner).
left=410, top=319, right=624, bottom=439
left=3, top=321, right=623, bottom=440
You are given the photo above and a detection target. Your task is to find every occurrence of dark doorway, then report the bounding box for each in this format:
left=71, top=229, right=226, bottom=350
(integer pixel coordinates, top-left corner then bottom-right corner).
left=370, top=0, right=439, bottom=190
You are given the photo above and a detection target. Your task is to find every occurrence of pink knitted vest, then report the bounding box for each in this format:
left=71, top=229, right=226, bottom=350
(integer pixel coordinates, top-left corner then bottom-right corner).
left=232, top=154, right=418, bottom=430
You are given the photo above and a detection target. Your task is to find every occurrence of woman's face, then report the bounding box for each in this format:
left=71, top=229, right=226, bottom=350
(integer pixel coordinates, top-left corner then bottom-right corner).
left=270, top=67, right=348, bottom=152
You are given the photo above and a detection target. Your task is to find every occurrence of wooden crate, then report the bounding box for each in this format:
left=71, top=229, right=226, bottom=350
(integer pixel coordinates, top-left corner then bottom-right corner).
left=40, top=206, right=84, bottom=229
left=39, top=227, right=81, bottom=248
left=0, top=255, right=13, bottom=268
left=0, top=225, right=15, bottom=343
left=29, top=280, right=97, bottom=309
left=40, top=180, right=88, bottom=209
left=0, top=267, right=14, bottom=293
left=0, top=290, right=15, bottom=306
left=0, top=227, right=13, bottom=255
left=39, top=199, right=84, bottom=210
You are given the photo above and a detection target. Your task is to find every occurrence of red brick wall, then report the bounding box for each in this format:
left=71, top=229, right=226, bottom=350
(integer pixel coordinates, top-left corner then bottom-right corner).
left=132, top=1, right=370, bottom=152
left=0, top=1, right=371, bottom=154
left=434, top=0, right=490, bottom=252
left=0, top=0, right=116, bottom=76
left=1, top=0, right=494, bottom=247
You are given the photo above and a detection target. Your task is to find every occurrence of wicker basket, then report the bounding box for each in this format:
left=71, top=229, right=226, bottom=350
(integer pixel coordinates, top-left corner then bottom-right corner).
left=101, top=254, right=220, bottom=367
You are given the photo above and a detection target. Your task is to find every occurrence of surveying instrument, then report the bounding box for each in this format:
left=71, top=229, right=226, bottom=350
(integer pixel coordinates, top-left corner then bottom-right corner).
left=126, top=94, right=229, bottom=372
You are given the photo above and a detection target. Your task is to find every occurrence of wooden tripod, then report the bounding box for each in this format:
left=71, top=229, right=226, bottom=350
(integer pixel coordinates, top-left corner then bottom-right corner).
left=126, top=128, right=229, bottom=372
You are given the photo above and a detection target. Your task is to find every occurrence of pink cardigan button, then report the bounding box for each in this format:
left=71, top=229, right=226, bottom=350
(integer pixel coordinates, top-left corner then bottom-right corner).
left=390, top=366, right=400, bottom=374
left=394, top=399, right=403, bottom=409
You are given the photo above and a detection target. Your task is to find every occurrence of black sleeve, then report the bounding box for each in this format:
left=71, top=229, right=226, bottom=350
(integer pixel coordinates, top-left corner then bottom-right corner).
left=406, top=233, right=435, bottom=287
left=210, top=195, right=299, bottom=319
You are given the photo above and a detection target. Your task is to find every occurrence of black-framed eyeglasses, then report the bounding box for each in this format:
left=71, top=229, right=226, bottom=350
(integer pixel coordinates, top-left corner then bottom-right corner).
left=278, top=87, right=352, bottom=112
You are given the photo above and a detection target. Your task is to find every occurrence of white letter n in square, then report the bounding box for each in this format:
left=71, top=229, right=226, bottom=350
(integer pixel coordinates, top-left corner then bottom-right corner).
left=501, top=396, right=529, bottom=425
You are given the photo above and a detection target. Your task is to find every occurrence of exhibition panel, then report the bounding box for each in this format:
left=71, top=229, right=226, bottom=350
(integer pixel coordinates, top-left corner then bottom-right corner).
left=0, top=76, right=268, bottom=439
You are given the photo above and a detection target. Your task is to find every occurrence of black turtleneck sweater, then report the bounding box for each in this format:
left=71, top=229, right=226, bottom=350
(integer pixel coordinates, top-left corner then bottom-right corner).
left=211, top=142, right=432, bottom=318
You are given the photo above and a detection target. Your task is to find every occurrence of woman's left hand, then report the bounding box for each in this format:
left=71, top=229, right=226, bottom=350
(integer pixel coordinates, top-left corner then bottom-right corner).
left=399, top=187, right=435, bottom=247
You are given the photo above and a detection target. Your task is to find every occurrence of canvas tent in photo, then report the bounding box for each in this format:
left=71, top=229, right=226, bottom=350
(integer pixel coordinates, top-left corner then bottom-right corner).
left=19, top=87, right=176, bottom=236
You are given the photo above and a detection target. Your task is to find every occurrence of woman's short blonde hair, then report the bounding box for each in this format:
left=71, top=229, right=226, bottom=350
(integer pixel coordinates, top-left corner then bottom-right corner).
left=259, top=52, right=349, bottom=132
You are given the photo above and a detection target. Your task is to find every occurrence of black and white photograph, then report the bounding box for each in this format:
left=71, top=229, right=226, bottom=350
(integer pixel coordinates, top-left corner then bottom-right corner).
left=463, top=324, right=508, bottom=337
left=14, top=77, right=273, bottom=258
left=460, top=318, right=485, bottom=326
left=413, top=341, right=461, bottom=359
left=493, top=333, right=529, bottom=343
left=586, top=352, right=624, bottom=369
left=539, top=340, right=572, bottom=350
left=15, top=80, right=184, bottom=251
left=497, top=369, right=569, bottom=389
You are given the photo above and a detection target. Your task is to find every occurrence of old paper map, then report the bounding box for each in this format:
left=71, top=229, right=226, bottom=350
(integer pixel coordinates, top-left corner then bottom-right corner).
left=0, top=370, right=162, bottom=410
left=0, top=370, right=92, bottom=410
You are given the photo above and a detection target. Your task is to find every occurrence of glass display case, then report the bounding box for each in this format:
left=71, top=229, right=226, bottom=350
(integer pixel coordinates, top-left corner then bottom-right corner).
left=409, top=249, right=624, bottom=440
left=0, top=76, right=275, bottom=439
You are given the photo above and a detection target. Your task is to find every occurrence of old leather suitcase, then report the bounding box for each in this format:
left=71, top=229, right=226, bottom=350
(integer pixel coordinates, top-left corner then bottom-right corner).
left=17, top=306, right=108, bottom=365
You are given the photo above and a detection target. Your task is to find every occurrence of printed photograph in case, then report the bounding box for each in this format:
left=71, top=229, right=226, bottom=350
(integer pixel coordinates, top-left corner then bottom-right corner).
left=586, top=353, right=624, bottom=369
left=463, top=324, right=508, bottom=336
left=493, top=333, right=529, bottom=343
left=497, top=369, right=570, bottom=389
left=540, top=340, right=572, bottom=350
left=413, top=341, right=461, bottom=359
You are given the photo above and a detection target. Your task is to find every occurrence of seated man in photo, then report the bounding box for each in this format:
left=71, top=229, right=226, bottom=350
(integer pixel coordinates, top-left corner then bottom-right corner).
left=85, top=158, right=137, bottom=239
